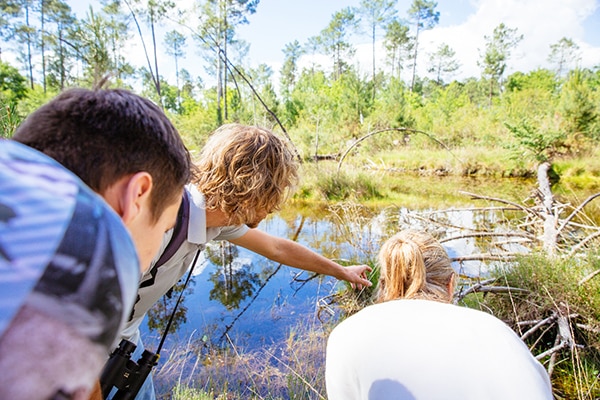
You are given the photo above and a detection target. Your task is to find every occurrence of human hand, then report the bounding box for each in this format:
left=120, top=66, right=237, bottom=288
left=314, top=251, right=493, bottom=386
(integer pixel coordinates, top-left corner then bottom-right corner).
left=344, top=264, right=373, bottom=290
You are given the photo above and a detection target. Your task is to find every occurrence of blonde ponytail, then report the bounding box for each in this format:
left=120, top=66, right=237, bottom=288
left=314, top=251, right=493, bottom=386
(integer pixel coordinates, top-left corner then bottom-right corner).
left=376, top=230, right=454, bottom=303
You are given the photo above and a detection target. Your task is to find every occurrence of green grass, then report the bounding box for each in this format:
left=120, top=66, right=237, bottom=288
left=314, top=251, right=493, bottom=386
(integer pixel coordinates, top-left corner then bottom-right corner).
left=155, top=321, right=330, bottom=399
left=295, top=158, right=535, bottom=210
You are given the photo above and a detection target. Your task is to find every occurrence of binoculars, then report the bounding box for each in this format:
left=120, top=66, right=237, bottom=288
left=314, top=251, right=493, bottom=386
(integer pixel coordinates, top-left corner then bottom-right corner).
left=100, top=339, right=160, bottom=400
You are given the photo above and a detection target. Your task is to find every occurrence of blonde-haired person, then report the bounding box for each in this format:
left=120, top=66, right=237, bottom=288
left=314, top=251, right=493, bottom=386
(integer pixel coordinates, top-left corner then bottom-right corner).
left=114, top=123, right=373, bottom=400
left=326, top=230, right=553, bottom=400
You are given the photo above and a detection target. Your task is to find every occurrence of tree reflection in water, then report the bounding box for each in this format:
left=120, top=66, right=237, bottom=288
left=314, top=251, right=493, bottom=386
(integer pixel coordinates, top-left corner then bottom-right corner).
left=145, top=242, right=264, bottom=338
left=146, top=276, right=195, bottom=335
left=206, top=242, right=261, bottom=310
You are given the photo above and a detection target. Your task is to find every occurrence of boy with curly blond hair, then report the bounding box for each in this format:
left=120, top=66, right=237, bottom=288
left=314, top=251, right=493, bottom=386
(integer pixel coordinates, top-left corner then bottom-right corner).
left=118, top=123, right=373, bottom=400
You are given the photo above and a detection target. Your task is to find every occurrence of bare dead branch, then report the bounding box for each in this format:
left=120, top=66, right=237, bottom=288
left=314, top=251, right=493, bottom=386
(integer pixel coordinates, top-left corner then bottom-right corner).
left=518, top=319, right=546, bottom=327
left=567, top=231, right=600, bottom=258
left=454, top=278, right=498, bottom=299
left=454, top=279, right=528, bottom=301
left=492, top=238, right=534, bottom=247
left=575, top=323, right=600, bottom=333
left=557, top=192, right=600, bottom=234
left=578, top=268, right=600, bottom=286
left=521, top=313, right=558, bottom=341
left=168, top=16, right=302, bottom=163
left=546, top=334, right=562, bottom=377
left=556, top=314, right=575, bottom=349
left=470, top=286, right=529, bottom=294
left=122, top=0, right=160, bottom=98
left=336, top=128, right=460, bottom=174
left=424, top=206, right=523, bottom=215
left=558, top=221, right=599, bottom=231
left=440, top=231, right=535, bottom=243
left=536, top=341, right=569, bottom=360
left=452, top=253, right=518, bottom=262
left=459, top=191, right=537, bottom=217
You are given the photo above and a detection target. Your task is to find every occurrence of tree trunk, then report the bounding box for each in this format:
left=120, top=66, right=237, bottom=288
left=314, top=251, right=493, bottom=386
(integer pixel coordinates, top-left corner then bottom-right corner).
left=150, top=18, right=161, bottom=103
left=371, top=23, right=376, bottom=100
left=26, top=6, right=34, bottom=89
left=223, top=2, right=228, bottom=121
left=410, top=21, right=420, bottom=92
left=537, top=161, right=558, bottom=256
left=41, top=0, right=46, bottom=93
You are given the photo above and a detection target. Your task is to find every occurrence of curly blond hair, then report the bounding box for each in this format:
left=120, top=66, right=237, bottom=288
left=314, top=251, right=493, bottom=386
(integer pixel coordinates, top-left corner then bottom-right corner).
left=193, top=124, right=299, bottom=225
left=376, top=230, right=455, bottom=303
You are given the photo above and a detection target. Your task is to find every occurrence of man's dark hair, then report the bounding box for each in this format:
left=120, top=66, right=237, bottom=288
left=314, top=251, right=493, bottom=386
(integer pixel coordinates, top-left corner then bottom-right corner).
left=12, top=88, right=191, bottom=221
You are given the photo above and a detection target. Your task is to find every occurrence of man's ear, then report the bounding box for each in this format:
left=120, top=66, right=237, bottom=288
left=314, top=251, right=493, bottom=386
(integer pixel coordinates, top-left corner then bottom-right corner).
left=120, top=172, right=153, bottom=224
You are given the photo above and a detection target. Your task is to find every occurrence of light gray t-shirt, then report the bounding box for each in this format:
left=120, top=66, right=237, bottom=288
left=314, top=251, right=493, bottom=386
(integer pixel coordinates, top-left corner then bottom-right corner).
left=120, top=184, right=248, bottom=343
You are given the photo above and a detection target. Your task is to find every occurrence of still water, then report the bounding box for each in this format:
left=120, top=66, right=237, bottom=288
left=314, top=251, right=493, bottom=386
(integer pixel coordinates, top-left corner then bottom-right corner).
left=140, top=199, right=528, bottom=357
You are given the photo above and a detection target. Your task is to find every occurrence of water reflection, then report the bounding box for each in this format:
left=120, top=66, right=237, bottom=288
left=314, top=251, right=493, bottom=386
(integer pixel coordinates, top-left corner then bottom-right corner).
left=206, top=242, right=261, bottom=311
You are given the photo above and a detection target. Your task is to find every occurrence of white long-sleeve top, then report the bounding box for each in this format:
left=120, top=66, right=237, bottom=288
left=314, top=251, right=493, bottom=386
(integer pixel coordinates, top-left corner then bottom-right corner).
left=326, top=299, right=553, bottom=400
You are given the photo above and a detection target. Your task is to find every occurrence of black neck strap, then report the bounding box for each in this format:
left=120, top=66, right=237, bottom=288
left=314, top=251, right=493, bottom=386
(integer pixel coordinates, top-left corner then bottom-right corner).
left=156, top=249, right=201, bottom=355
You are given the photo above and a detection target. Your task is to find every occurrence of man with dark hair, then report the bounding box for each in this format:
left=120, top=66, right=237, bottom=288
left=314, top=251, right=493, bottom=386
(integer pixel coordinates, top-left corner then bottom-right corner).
left=12, top=87, right=192, bottom=271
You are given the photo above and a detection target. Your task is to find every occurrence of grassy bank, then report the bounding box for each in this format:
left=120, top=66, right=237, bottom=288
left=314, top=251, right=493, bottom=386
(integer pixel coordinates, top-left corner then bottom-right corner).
left=292, top=145, right=600, bottom=211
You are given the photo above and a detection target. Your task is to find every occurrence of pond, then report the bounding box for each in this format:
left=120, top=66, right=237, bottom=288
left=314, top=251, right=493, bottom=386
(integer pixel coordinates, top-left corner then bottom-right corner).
left=141, top=208, right=514, bottom=350
left=139, top=175, right=600, bottom=394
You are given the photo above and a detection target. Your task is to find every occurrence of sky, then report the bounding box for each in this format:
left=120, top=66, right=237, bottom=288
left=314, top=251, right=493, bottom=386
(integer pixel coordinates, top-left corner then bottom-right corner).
left=232, top=0, right=600, bottom=82
left=34, top=0, right=600, bottom=87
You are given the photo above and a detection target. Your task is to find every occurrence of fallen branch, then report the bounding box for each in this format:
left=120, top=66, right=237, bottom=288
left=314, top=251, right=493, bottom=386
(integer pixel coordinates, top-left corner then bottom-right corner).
left=578, top=268, right=600, bottom=286
left=557, top=192, right=600, bottom=234
left=424, top=206, right=523, bottom=215
left=337, top=128, right=459, bottom=174
left=520, top=312, right=558, bottom=341
left=468, top=286, right=528, bottom=295
left=454, top=278, right=498, bottom=300
left=440, top=231, right=534, bottom=243
left=568, top=231, right=600, bottom=258
left=452, top=253, right=517, bottom=262
left=536, top=341, right=569, bottom=360
left=454, top=279, right=528, bottom=301
left=575, top=323, right=600, bottom=333
left=459, top=191, right=538, bottom=217
left=492, top=238, right=533, bottom=247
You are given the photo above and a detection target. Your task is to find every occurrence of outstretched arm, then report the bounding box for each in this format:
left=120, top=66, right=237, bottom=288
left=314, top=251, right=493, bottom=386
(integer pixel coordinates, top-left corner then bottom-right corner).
left=230, top=228, right=372, bottom=289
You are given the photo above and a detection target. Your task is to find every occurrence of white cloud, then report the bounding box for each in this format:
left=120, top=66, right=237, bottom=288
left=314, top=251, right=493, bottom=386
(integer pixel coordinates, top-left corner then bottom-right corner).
left=274, top=0, right=599, bottom=85
left=419, top=0, right=600, bottom=80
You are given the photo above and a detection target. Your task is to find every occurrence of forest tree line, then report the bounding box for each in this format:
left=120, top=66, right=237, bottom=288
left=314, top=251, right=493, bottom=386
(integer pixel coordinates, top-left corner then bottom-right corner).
left=0, top=0, right=598, bottom=166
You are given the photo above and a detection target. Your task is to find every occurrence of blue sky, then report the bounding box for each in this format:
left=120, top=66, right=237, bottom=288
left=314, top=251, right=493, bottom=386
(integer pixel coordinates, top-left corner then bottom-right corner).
left=233, top=0, right=600, bottom=81
left=47, top=0, right=600, bottom=86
